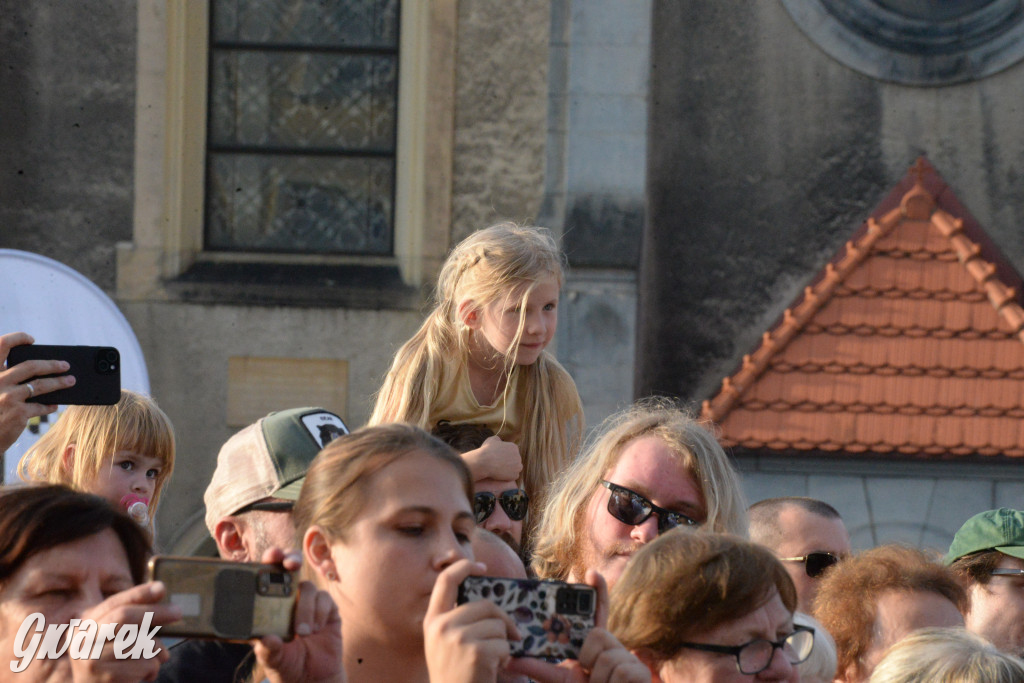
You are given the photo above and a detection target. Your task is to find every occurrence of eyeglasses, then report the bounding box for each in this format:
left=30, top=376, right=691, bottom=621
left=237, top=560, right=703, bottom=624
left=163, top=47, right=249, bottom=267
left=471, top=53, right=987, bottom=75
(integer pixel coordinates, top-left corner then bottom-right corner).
left=600, top=480, right=699, bottom=534
left=676, top=625, right=815, bottom=675
left=474, top=489, right=529, bottom=524
left=991, top=568, right=1024, bottom=577
left=235, top=500, right=294, bottom=514
left=777, top=552, right=842, bottom=578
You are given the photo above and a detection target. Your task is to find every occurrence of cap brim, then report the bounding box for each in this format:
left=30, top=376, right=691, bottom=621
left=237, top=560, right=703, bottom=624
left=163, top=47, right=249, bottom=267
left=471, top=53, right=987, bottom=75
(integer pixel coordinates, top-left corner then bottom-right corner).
left=996, top=545, right=1024, bottom=560
left=273, top=477, right=306, bottom=502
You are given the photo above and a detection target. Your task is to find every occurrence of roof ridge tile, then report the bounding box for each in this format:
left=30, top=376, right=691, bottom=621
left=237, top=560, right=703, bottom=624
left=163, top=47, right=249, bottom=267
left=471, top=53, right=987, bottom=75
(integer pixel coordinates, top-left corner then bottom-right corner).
left=701, top=158, right=1024, bottom=459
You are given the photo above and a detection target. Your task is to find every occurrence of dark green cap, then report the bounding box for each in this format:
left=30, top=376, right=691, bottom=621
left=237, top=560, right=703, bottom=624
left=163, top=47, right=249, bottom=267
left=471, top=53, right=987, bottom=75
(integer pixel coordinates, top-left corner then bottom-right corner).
left=944, top=508, right=1024, bottom=565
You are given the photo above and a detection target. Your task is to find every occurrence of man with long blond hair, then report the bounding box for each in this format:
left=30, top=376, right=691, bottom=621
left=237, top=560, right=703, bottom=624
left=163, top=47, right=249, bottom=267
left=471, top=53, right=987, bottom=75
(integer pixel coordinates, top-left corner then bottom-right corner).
left=531, top=398, right=747, bottom=589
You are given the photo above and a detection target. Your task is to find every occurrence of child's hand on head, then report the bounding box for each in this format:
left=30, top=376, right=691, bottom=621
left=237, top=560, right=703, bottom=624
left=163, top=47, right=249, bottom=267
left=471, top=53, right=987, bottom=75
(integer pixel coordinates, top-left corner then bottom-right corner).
left=461, top=436, right=522, bottom=483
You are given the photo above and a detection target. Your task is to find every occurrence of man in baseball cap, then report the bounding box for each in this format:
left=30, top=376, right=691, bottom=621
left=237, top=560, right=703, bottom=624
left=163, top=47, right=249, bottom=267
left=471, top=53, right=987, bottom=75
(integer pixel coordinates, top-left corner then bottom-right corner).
left=945, top=508, right=1024, bottom=656
left=157, top=407, right=348, bottom=683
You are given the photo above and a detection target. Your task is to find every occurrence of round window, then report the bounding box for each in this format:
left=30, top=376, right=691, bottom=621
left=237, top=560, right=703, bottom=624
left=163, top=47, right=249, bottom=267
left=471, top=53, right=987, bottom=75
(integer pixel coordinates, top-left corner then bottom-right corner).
left=780, top=0, right=1024, bottom=85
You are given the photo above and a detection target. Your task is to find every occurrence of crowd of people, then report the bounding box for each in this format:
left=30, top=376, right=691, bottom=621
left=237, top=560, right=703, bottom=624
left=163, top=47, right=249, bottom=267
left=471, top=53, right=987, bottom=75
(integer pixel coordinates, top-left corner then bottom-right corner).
left=1, top=223, right=1023, bottom=682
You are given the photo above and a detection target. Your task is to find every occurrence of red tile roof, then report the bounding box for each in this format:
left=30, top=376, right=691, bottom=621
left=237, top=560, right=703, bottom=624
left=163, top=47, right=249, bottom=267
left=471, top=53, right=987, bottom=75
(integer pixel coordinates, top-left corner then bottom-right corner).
left=700, top=158, right=1024, bottom=458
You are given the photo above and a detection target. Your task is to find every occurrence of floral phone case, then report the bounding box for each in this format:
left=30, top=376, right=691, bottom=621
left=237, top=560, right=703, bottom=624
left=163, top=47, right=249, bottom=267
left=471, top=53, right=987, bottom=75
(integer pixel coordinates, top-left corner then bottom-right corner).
left=457, top=576, right=596, bottom=659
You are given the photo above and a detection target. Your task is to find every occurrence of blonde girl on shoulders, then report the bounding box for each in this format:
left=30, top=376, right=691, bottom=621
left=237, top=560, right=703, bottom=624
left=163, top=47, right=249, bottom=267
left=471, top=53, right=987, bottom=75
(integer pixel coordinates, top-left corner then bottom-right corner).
left=370, top=222, right=584, bottom=525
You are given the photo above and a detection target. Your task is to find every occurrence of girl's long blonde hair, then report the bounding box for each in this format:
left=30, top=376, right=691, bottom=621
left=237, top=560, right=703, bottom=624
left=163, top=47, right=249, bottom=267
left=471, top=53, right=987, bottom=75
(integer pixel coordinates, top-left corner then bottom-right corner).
left=369, top=222, right=584, bottom=521
left=17, top=389, right=176, bottom=513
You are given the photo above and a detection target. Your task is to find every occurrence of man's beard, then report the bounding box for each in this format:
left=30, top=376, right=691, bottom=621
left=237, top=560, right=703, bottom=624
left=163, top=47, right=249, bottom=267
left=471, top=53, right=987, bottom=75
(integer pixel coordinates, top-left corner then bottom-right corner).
left=568, top=534, right=644, bottom=581
left=493, top=530, right=523, bottom=558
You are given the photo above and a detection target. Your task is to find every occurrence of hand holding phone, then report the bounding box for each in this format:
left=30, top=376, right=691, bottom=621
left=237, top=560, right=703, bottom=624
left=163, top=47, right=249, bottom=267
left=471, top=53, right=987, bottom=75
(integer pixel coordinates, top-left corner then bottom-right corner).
left=499, top=569, right=652, bottom=683
left=6, top=343, right=120, bottom=405
left=149, top=556, right=297, bottom=641
left=0, top=333, right=75, bottom=453
left=250, top=548, right=344, bottom=683
left=457, top=576, right=597, bottom=660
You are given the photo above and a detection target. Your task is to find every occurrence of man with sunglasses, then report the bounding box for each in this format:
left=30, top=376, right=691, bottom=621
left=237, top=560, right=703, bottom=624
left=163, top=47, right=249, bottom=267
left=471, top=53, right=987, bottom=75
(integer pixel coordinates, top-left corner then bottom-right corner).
left=158, top=407, right=348, bottom=683
left=532, top=400, right=748, bottom=589
left=474, top=480, right=530, bottom=552
left=431, top=421, right=530, bottom=553
left=945, top=508, right=1024, bottom=657
left=749, top=496, right=851, bottom=613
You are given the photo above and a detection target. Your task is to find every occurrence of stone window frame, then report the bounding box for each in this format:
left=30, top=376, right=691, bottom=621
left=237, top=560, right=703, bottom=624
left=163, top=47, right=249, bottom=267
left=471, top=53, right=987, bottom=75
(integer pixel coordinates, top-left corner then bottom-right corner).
left=119, top=0, right=456, bottom=306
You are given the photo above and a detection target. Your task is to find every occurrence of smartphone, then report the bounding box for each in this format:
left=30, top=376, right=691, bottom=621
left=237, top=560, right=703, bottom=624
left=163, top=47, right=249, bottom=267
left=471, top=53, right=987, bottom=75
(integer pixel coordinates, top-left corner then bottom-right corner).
left=148, top=556, right=297, bottom=641
left=457, top=576, right=596, bottom=659
left=6, top=344, right=121, bottom=405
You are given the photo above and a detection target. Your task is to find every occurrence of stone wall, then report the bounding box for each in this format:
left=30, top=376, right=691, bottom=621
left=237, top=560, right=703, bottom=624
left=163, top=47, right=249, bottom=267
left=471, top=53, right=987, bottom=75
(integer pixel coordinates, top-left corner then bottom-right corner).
left=641, top=0, right=1024, bottom=405
left=451, top=0, right=551, bottom=240
left=0, top=0, right=136, bottom=293
left=742, top=457, right=1024, bottom=552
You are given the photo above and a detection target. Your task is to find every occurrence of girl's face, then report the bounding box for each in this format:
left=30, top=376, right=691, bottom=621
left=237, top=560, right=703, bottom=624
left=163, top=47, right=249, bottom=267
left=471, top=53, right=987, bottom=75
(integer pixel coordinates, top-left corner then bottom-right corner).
left=472, top=273, right=560, bottom=366
left=89, top=450, right=164, bottom=510
left=324, top=451, right=475, bottom=645
left=0, top=529, right=134, bottom=683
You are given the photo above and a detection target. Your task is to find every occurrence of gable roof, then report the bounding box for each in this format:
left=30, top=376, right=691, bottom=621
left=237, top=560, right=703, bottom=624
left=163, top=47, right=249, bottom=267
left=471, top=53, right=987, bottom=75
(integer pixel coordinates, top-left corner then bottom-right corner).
left=700, top=158, right=1024, bottom=458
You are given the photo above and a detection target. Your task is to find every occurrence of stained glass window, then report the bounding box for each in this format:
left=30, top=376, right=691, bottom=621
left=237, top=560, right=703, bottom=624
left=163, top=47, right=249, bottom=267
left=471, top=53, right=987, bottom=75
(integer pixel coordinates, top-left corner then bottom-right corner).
left=206, top=0, right=399, bottom=254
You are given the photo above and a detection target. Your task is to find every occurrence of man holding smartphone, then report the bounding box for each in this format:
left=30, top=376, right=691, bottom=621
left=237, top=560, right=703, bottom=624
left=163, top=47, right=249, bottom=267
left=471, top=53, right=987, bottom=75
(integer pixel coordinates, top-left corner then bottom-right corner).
left=157, top=406, right=347, bottom=683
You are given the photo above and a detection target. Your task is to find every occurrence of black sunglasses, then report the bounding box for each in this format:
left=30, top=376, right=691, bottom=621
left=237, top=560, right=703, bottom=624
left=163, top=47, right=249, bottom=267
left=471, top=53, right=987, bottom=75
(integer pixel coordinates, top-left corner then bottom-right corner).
left=474, top=489, right=529, bottom=524
left=778, top=552, right=842, bottom=578
left=600, top=480, right=699, bottom=534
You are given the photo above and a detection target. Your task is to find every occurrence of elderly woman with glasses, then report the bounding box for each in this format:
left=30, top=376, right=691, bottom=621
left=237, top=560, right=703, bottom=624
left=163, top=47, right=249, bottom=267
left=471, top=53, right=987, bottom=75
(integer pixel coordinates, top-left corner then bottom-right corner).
left=609, top=530, right=812, bottom=682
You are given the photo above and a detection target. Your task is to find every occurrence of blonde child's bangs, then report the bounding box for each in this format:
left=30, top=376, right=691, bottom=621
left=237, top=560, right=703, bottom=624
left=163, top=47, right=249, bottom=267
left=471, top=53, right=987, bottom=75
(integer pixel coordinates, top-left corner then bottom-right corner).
left=116, top=397, right=176, bottom=473
left=69, top=394, right=175, bottom=479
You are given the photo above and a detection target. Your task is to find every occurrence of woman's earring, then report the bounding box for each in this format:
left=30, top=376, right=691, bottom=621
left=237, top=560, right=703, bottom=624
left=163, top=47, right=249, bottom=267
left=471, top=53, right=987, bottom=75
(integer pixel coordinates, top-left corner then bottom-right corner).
left=326, top=570, right=337, bottom=581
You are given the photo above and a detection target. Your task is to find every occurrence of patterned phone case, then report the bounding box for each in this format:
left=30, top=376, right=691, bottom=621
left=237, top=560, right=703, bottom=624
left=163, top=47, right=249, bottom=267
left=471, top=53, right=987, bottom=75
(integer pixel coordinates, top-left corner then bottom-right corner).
left=457, top=576, right=596, bottom=659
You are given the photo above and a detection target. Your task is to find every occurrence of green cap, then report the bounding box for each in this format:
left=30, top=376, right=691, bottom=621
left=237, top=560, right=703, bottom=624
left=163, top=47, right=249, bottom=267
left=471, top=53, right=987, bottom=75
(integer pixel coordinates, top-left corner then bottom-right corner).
left=944, top=508, right=1024, bottom=565
left=204, top=407, right=348, bottom=534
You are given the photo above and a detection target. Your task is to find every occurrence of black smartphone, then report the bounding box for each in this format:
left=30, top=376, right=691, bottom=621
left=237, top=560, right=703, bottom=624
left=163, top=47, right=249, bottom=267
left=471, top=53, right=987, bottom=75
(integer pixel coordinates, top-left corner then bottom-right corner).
left=457, top=576, right=596, bottom=659
left=148, top=556, right=297, bottom=641
left=6, top=344, right=121, bottom=405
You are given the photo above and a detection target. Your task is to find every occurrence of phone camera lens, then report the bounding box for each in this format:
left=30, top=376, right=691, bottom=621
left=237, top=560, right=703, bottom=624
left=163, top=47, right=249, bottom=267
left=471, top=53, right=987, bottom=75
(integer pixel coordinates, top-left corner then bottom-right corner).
left=556, top=587, right=576, bottom=615
left=95, top=349, right=119, bottom=375
left=576, top=590, right=594, bottom=615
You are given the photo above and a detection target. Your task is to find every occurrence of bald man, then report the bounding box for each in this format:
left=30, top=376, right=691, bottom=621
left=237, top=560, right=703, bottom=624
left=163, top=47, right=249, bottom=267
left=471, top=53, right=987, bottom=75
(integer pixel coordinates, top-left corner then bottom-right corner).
left=749, top=496, right=851, bottom=613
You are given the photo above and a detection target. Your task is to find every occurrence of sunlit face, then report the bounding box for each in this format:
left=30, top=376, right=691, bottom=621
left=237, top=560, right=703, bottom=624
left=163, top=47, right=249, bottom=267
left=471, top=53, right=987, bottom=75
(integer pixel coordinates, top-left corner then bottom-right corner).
left=471, top=274, right=560, bottom=366
left=88, top=450, right=164, bottom=511
left=323, top=452, right=476, bottom=645
left=656, top=590, right=799, bottom=683
left=965, top=554, right=1024, bottom=657
left=573, top=436, right=705, bottom=590
left=0, top=529, right=135, bottom=683
left=772, top=505, right=850, bottom=613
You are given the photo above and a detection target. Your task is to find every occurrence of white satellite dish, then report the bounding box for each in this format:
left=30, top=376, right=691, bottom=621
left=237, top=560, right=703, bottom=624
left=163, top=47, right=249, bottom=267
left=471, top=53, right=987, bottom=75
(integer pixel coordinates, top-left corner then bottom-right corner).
left=0, top=249, right=150, bottom=483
